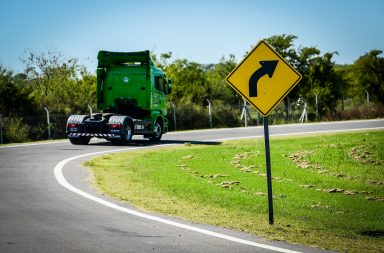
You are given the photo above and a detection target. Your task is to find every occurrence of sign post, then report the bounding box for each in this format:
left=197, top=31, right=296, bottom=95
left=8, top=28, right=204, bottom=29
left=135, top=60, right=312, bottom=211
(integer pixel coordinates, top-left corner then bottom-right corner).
left=263, top=116, right=274, bottom=224
left=226, top=40, right=302, bottom=224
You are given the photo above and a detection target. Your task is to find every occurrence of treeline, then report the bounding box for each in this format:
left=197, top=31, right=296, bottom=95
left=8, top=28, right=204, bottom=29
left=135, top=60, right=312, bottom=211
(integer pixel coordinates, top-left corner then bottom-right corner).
left=0, top=49, right=96, bottom=142
left=0, top=34, right=383, bottom=143
left=155, top=34, right=383, bottom=130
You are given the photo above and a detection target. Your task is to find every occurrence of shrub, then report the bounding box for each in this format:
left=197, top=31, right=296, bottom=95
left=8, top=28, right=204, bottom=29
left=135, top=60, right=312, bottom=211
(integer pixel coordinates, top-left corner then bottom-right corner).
left=324, top=103, right=384, bottom=121
left=3, top=117, right=29, bottom=143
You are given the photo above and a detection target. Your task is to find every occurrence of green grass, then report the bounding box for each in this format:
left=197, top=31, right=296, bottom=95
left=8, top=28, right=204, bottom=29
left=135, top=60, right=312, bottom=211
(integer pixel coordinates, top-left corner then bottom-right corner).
left=86, top=130, right=384, bottom=253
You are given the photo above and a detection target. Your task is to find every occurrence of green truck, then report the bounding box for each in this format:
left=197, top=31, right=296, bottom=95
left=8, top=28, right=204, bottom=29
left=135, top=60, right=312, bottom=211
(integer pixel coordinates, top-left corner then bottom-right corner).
left=66, top=50, right=171, bottom=145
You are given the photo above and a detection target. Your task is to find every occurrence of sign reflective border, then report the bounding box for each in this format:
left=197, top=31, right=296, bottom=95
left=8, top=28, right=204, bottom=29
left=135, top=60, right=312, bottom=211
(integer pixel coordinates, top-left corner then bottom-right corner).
left=226, top=40, right=302, bottom=116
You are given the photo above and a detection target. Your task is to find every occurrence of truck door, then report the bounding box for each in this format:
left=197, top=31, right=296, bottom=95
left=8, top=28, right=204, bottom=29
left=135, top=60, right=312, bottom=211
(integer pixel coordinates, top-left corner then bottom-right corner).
left=153, top=75, right=168, bottom=114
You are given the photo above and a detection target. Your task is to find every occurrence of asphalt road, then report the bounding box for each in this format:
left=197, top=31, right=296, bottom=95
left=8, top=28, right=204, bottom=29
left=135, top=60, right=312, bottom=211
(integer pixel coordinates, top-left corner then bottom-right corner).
left=1, top=119, right=383, bottom=253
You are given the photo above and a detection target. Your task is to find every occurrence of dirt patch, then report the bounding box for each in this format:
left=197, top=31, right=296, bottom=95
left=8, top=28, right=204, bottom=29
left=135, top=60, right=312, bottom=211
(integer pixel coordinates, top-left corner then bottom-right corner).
left=230, top=152, right=260, bottom=172
left=311, top=202, right=331, bottom=210
left=218, top=181, right=241, bottom=189
left=367, top=179, right=384, bottom=185
left=288, top=150, right=358, bottom=180
left=182, top=155, right=195, bottom=160
left=288, top=151, right=324, bottom=171
left=300, top=184, right=315, bottom=188
left=349, top=145, right=382, bottom=166
left=365, top=196, right=384, bottom=202
left=324, top=188, right=345, bottom=193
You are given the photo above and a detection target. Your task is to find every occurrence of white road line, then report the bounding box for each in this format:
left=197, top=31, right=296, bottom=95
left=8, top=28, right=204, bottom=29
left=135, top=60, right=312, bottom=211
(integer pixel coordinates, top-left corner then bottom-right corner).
left=211, top=126, right=384, bottom=142
left=53, top=144, right=301, bottom=253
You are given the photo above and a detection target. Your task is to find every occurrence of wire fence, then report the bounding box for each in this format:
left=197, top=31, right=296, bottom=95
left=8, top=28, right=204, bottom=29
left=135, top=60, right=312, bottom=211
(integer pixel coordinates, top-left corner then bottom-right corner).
left=1, top=101, right=383, bottom=144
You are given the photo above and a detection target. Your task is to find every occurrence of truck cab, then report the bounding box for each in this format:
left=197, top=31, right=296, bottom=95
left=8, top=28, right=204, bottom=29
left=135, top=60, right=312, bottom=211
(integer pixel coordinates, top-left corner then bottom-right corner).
left=66, top=50, right=171, bottom=145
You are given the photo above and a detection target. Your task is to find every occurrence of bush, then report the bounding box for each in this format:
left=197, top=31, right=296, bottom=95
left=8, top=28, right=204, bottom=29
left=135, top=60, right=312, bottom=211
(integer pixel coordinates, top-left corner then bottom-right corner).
left=174, top=99, right=207, bottom=130
left=211, top=100, right=241, bottom=128
left=324, top=103, right=384, bottom=121
left=3, top=117, right=29, bottom=143
left=167, top=99, right=242, bottom=131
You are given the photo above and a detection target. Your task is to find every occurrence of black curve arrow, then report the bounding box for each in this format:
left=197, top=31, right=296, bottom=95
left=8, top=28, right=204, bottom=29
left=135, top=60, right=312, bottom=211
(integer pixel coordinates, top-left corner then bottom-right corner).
left=249, top=60, right=278, bottom=97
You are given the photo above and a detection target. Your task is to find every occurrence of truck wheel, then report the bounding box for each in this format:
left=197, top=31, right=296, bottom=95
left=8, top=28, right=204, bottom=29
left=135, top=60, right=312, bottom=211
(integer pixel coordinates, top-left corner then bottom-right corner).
left=149, top=120, right=162, bottom=142
left=123, top=121, right=133, bottom=144
left=111, top=120, right=132, bottom=145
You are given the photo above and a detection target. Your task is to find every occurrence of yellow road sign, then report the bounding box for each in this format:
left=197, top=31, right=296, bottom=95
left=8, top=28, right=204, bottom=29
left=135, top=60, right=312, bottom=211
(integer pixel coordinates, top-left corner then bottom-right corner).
left=226, top=40, right=302, bottom=116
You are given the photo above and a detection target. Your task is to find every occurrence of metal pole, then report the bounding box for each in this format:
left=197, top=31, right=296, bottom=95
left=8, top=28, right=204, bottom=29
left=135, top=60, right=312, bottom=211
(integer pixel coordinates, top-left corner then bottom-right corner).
left=287, top=96, right=291, bottom=120
left=44, top=107, right=51, bottom=139
left=245, top=103, right=248, bottom=127
left=304, top=101, right=308, bottom=122
left=206, top=99, right=212, bottom=128
left=88, top=104, right=93, bottom=117
left=263, top=116, right=274, bottom=225
left=171, top=102, right=176, bottom=131
left=299, top=108, right=305, bottom=123
left=314, top=92, right=318, bottom=119
left=241, top=99, right=248, bottom=127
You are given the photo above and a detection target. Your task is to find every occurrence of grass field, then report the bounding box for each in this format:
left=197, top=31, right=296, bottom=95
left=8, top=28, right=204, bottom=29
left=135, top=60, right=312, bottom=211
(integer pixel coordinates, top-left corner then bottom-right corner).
left=86, top=130, right=384, bottom=253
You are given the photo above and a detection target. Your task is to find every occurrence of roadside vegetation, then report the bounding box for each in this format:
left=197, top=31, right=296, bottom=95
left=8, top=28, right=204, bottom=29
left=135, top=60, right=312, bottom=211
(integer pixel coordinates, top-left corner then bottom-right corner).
left=1, top=34, right=383, bottom=143
left=86, top=130, right=384, bottom=253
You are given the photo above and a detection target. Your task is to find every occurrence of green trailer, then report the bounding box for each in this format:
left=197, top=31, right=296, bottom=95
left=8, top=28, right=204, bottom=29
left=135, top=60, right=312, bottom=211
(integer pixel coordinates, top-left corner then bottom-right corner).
left=66, top=50, right=171, bottom=145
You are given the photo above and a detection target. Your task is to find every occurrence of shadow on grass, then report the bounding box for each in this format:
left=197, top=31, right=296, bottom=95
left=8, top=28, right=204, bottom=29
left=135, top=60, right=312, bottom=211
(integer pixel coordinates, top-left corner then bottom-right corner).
left=360, top=230, right=384, bottom=238
left=87, top=139, right=221, bottom=147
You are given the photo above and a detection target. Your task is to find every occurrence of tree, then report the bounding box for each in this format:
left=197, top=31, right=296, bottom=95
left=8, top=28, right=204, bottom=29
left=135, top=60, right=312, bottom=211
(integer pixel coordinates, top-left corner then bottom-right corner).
left=165, top=58, right=207, bottom=105
left=306, top=52, right=346, bottom=114
left=205, top=54, right=238, bottom=104
left=264, top=34, right=299, bottom=66
left=295, top=46, right=321, bottom=96
left=0, top=65, right=36, bottom=117
left=0, top=66, right=17, bottom=116
left=350, top=50, right=384, bottom=104
left=21, top=48, right=96, bottom=114
left=152, top=51, right=172, bottom=70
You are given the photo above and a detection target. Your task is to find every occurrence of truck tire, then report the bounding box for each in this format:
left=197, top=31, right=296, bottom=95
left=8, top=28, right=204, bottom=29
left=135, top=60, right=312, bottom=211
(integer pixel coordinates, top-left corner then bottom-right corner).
left=149, top=119, right=162, bottom=142
left=122, top=120, right=133, bottom=144
left=111, top=119, right=132, bottom=145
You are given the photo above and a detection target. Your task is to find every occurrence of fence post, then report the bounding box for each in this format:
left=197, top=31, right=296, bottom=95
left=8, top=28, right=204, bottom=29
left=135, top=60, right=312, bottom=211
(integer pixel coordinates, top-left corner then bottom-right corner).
left=305, top=101, right=308, bottom=122
left=241, top=98, right=250, bottom=127
left=299, top=101, right=308, bottom=123
left=206, top=99, right=212, bottom=128
left=44, top=107, right=51, bottom=139
left=171, top=102, right=176, bottom=131
left=314, top=92, right=319, bottom=119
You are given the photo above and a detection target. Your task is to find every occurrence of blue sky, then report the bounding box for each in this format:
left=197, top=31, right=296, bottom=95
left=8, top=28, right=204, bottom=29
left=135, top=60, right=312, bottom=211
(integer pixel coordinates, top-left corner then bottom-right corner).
left=1, top=0, right=383, bottom=73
